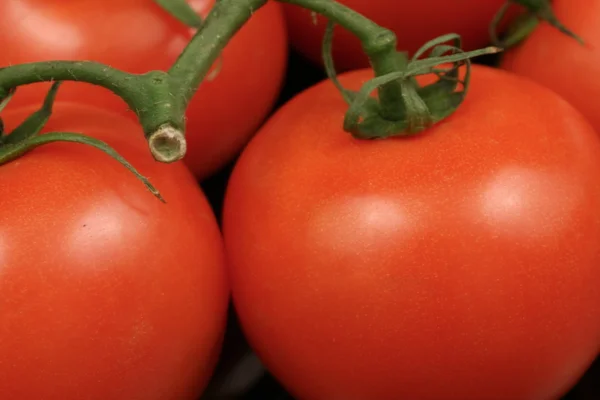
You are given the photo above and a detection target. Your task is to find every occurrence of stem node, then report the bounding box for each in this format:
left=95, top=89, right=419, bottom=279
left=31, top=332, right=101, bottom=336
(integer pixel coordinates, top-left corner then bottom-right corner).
left=366, top=30, right=397, bottom=55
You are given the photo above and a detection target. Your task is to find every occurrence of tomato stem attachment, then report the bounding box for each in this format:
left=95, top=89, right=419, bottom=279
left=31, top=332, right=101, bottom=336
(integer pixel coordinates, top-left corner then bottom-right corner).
left=322, top=23, right=501, bottom=138
left=279, top=0, right=403, bottom=121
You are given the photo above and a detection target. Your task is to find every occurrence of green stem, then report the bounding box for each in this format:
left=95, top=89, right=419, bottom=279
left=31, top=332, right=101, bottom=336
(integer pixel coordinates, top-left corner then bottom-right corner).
left=153, top=0, right=204, bottom=28
left=280, top=0, right=383, bottom=41
left=169, top=0, right=268, bottom=104
left=0, top=62, right=186, bottom=163
left=169, top=0, right=403, bottom=119
left=0, top=61, right=133, bottom=99
left=281, top=0, right=403, bottom=119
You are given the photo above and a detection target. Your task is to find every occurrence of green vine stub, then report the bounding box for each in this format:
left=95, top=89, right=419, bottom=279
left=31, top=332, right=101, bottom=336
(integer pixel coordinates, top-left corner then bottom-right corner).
left=148, top=124, right=188, bottom=163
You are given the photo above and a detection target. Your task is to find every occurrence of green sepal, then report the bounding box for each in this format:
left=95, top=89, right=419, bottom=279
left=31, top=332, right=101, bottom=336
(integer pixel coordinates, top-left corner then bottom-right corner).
left=0, top=86, right=14, bottom=109
left=2, top=82, right=61, bottom=145
left=0, top=87, right=16, bottom=137
left=490, top=0, right=584, bottom=49
left=0, top=87, right=15, bottom=114
left=0, top=132, right=165, bottom=202
left=532, top=2, right=585, bottom=45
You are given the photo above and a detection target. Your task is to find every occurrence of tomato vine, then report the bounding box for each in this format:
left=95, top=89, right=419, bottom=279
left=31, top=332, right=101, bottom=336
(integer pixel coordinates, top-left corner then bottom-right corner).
left=0, top=1, right=494, bottom=158
left=0, top=0, right=572, bottom=200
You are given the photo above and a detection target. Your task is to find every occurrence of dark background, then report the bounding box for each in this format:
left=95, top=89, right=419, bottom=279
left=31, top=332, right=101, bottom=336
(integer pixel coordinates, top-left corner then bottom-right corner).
left=199, top=50, right=600, bottom=400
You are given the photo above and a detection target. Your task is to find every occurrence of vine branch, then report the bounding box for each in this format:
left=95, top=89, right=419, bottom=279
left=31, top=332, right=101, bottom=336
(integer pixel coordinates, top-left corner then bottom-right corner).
left=0, top=0, right=497, bottom=165
left=0, top=62, right=186, bottom=162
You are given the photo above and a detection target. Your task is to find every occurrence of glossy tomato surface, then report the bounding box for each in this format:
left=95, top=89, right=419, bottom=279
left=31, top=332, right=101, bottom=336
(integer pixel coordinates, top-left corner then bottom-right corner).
left=223, top=65, right=600, bottom=400
left=501, top=0, right=600, bottom=133
left=0, top=0, right=288, bottom=179
left=282, top=0, right=506, bottom=71
left=0, top=104, right=229, bottom=400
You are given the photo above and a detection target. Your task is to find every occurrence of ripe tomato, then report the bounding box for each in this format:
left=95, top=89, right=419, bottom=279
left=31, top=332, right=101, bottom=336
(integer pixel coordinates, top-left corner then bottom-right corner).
left=223, top=65, right=600, bottom=400
left=500, top=0, right=600, bottom=133
left=282, top=0, right=507, bottom=71
left=0, top=103, right=229, bottom=400
left=0, top=0, right=287, bottom=180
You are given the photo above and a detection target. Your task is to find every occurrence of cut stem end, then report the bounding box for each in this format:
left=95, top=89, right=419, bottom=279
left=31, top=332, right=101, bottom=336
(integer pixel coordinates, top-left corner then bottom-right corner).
left=148, top=125, right=187, bottom=163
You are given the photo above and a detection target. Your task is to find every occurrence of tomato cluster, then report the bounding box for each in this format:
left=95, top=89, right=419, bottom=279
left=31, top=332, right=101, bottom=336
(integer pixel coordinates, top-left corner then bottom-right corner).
left=1, top=0, right=600, bottom=399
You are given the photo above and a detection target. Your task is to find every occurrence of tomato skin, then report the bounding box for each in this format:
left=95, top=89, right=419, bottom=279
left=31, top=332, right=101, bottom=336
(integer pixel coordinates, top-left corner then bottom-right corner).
left=282, top=0, right=506, bottom=71
left=0, top=0, right=288, bottom=180
left=0, top=104, right=229, bottom=399
left=223, top=65, right=600, bottom=400
left=500, top=0, right=600, bottom=133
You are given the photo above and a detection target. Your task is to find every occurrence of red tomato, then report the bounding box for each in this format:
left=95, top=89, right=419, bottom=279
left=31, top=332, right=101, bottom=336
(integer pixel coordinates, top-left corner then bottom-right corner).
left=282, top=0, right=507, bottom=71
left=0, top=0, right=288, bottom=180
left=223, top=65, right=600, bottom=400
left=0, top=103, right=229, bottom=400
left=500, top=0, right=600, bottom=133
